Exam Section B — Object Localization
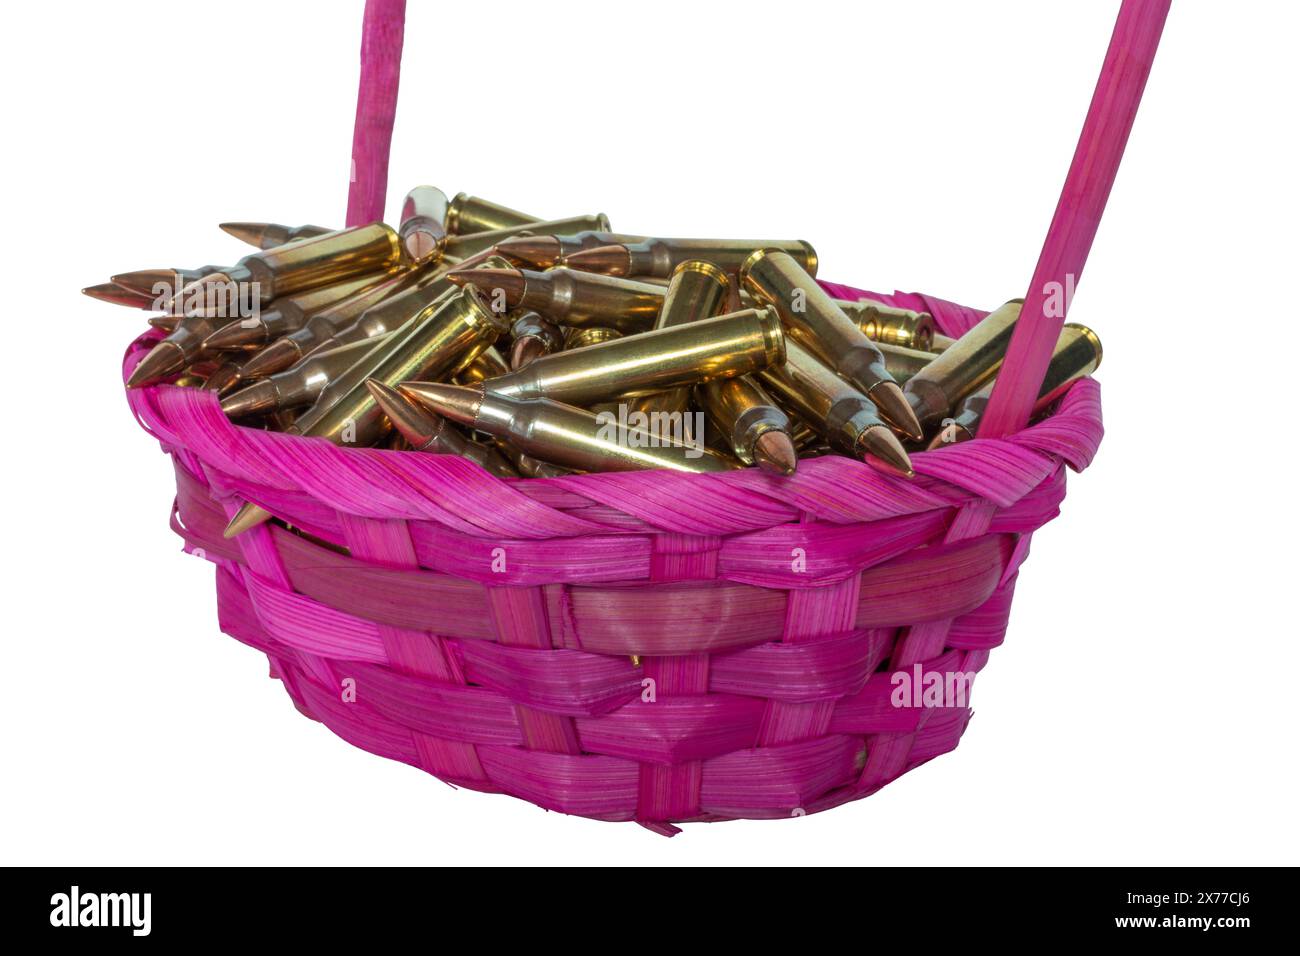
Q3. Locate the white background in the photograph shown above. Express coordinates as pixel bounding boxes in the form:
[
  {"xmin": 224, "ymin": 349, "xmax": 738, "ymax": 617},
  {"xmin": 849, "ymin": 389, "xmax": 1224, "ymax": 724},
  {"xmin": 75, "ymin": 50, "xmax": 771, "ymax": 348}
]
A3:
[{"xmin": 3, "ymin": 0, "xmax": 1297, "ymax": 865}]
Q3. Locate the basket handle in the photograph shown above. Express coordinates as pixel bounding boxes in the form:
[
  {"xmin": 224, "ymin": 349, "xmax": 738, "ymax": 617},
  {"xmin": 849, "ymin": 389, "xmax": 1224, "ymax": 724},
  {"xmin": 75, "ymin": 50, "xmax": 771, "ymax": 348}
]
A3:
[
  {"xmin": 345, "ymin": 0, "xmax": 406, "ymax": 228},
  {"xmin": 344, "ymin": 0, "xmax": 1171, "ymax": 438},
  {"xmin": 978, "ymin": 0, "xmax": 1171, "ymax": 437}
]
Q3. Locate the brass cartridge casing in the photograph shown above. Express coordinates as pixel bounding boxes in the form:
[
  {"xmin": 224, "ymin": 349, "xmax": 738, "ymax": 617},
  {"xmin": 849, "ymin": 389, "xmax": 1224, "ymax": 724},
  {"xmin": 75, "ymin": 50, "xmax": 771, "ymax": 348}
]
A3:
[
  {"xmin": 742, "ymin": 248, "xmax": 920, "ymax": 439},
  {"xmin": 220, "ymin": 222, "xmax": 332, "ymax": 249},
  {"xmin": 459, "ymin": 267, "xmax": 665, "ymax": 334},
  {"xmin": 305, "ymin": 255, "xmax": 509, "ymax": 359},
  {"xmin": 289, "ymin": 285, "xmax": 507, "ymax": 448},
  {"xmin": 567, "ymin": 237, "xmax": 818, "ymax": 279},
  {"xmin": 204, "ymin": 223, "xmax": 403, "ymax": 304},
  {"xmin": 205, "ymin": 272, "xmax": 386, "ymax": 349},
  {"xmin": 364, "ymin": 380, "xmax": 519, "ymax": 478},
  {"xmin": 878, "ymin": 341, "xmax": 940, "ymax": 385},
  {"xmin": 237, "ymin": 264, "xmax": 439, "ymax": 379},
  {"xmin": 758, "ymin": 339, "xmax": 913, "ymax": 477},
  {"xmin": 833, "ymin": 298, "xmax": 936, "ymax": 352},
  {"xmin": 631, "ymin": 260, "xmax": 734, "ymax": 427},
  {"xmin": 696, "ymin": 375, "xmax": 795, "ymax": 472},
  {"xmin": 455, "ymin": 345, "xmax": 510, "ymax": 386},
  {"xmin": 903, "ymin": 298, "xmax": 1024, "ymax": 430},
  {"xmin": 496, "ymin": 231, "xmax": 647, "ymax": 269},
  {"xmin": 443, "ymin": 214, "xmax": 612, "ymax": 260},
  {"xmin": 931, "ymin": 322, "xmax": 1102, "ymax": 446},
  {"xmin": 444, "ymin": 193, "xmax": 543, "ymax": 235},
  {"xmin": 221, "ymin": 332, "xmax": 397, "ymax": 419},
  {"xmin": 399, "ymin": 186, "xmax": 450, "ymax": 262},
  {"xmin": 564, "ymin": 327, "xmax": 623, "ymax": 349},
  {"xmin": 479, "ymin": 306, "xmax": 785, "ymax": 406},
  {"xmin": 400, "ymin": 385, "xmax": 739, "ymax": 475}
]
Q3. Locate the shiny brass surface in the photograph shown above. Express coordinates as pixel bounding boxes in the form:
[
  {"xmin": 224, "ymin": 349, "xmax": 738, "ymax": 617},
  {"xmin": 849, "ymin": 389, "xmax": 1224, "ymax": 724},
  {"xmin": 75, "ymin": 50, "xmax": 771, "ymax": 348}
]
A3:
[
  {"xmin": 496, "ymin": 231, "xmax": 646, "ymax": 269},
  {"xmin": 930, "ymin": 322, "xmax": 1102, "ymax": 447},
  {"xmin": 400, "ymin": 384, "xmax": 738, "ymax": 474},
  {"xmin": 221, "ymin": 332, "xmax": 397, "ymax": 419},
  {"xmin": 456, "ymin": 267, "xmax": 665, "ymax": 334},
  {"xmin": 219, "ymin": 222, "xmax": 332, "ymax": 249},
  {"xmin": 204, "ymin": 272, "xmax": 386, "ymax": 349},
  {"xmin": 443, "ymin": 214, "xmax": 612, "ymax": 260},
  {"xmin": 878, "ymin": 341, "xmax": 939, "ymax": 385},
  {"xmin": 903, "ymin": 298, "xmax": 1023, "ymax": 429},
  {"xmin": 833, "ymin": 298, "xmax": 935, "ymax": 351},
  {"xmin": 238, "ymin": 265, "xmax": 438, "ymax": 378},
  {"xmin": 564, "ymin": 327, "xmax": 623, "ymax": 349},
  {"xmin": 567, "ymin": 237, "xmax": 817, "ymax": 279},
  {"xmin": 399, "ymin": 186, "xmax": 450, "ymax": 262},
  {"xmin": 479, "ymin": 305, "xmax": 785, "ymax": 406},
  {"xmin": 696, "ymin": 375, "xmax": 795, "ymax": 473},
  {"xmin": 179, "ymin": 222, "xmax": 403, "ymax": 306},
  {"xmin": 758, "ymin": 339, "xmax": 912, "ymax": 477},
  {"xmin": 455, "ymin": 345, "xmax": 510, "ymax": 386},
  {"xmin": 444, "ymin": 193, "xmax": 542, "ymax": 235},
  {"xmin": 301, "ymin": 255, "xmax": 507, "ymax": 361},
  {"xmin": 287, "ymin": 285, "xmax": 506, "ymax": 450},
  {"xmin": 365, "ymin": 380, "xmax": 519, "ymax": 477},
  {"xmin": 656, "ymin": 260, "xmax": 732, "ymax": 330}
]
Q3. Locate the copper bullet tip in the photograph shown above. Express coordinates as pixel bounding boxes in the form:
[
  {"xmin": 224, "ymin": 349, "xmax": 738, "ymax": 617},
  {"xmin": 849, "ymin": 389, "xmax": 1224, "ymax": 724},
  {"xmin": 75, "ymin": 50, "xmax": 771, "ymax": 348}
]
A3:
[
  {"xmin": 82, "ymin": 282, "xmax": 152, "ymax": 309},
  {"xmin": 220, "ymin": 380, "xmax": 277, "ymax": 418},
  {"xmin": 868, "ymin": 380, "xmax": 925, "ymax": 442},
  {"xmin": 494, "ymin": 235, "xmax": 561, "ymax": 268},
  {"xmin": 563, "ymin": 244, "xmax": 631, "ymax": 276},
  {"xmin": 126, "ymin": 340, "xmax": 186, "ymax": 388},
  {"xmin": 509, "ymin": 337, "xmax": 547, "ymax": 371},
  {"xmin": 148, "ymin": 315, "xmax": 180, "ymax": 332},
  {"xmin": 398, "ymin": 382, "xmax": 484, "ymax": 428},
  {"xmin": 219, "ymin": 222, "xmax": 270, "ymax": 247},
  {"xmin": 447, "ymin": 267, "xmax": 525, "ymax": 306},
  {"xmin": 223, "ymin": 502, "xmax": 272, "ymax": 538},
  {"xmin": 239, "ymin": 338, "xmax": 302, "ymax": 379},
  {"xmin": 112, "ymin": 269, "xmax": 181, "ymax": 297},
  {"xmin": 366, "ymin": 380, "xmax": 435, "ymax": 448},
  {"xmin": 204, "ymin": 320, "xmax": 266, "ymax": 350},
  {"xmin": 860, "ymin": 425, "xmax": 915, "ymax": 479},
  {"xmin": 753, "ymin": 430, "xmax": 799, "ymax": 477}
]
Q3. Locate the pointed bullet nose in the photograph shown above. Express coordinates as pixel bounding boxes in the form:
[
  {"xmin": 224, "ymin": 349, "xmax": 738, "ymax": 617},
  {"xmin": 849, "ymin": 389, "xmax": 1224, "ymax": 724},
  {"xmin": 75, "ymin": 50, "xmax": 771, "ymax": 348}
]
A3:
[
  {"xmin": 239, "ymin": 339, "xmax": 301, "ymax": 379},
  {"xmin": 367, "ymin": 379, "xmax": 436, "ymax": 448},
  {"xmin": 563, "ymin": 244, "xmax": 631, "ymax": 276},
  {"xmin": 219, "ymin": 222, "xmax": 272, "ymax": 247},
  {"xmin": 203, "ymin": 363, "xmax": 243, "ymax": 396},
  {"xmin": 447, "ymin": 267, "xmax": 526, "ymax": 307},
  {"xmin": 223, "ymin": 502, "xmax": 272, "ymax": 538},
  {"xmin": 126, "ymin": 340, "xmax": 186, "ymax": 388},
  {"xmin": 860, "ymin": 425, "xmax": 915, "ymax": 479},
  {"xmin": 112, "ymin": 269, "xmax": 182, "ymax": 297},
  {"xmin": 220, "ymin": 380, "xmax": 276, "ymax": 418},
  {"xmin": 204, "ymin": 320, "xmax": 266, "ymax": 350},
  {"xmin": 753, "ymin": 430, "xmax": 798, "ymax": 476},
  {"xmin": 398, "ymin": 382, "xmax": 484, "ymax": 427},
  {"xmin": 148, "ymin": 315, "xmax": 180, "ymax": 332},
  {"xmin": 82, "ymin": 282, "xmax": 153, "ymax": 309},
  {"xmin": 868, "ymin": 380, "xmax": 925, "ymax": 442},
  {"xmin": 494, "ymin": 235, "xmax": 561, "ymax": 268}
]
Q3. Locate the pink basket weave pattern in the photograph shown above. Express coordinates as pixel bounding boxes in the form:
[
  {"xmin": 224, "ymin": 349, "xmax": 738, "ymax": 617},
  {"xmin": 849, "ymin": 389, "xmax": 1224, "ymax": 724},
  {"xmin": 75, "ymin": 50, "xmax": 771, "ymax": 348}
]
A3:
[
  {"xmin": 125, "ymin": 286, "xmax": 1101, "ymax": 832},
  {"xmin": 118, "ymin": 0, "xmax": 1169, "ymax": 832}
]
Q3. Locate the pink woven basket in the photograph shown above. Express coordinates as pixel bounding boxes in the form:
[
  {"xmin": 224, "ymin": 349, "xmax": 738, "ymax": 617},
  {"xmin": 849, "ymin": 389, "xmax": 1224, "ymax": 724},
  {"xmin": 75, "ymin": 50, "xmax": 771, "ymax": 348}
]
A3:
[{"xmin": 122, "ymin": 0, "xmax": 1168, "ymax": 834}]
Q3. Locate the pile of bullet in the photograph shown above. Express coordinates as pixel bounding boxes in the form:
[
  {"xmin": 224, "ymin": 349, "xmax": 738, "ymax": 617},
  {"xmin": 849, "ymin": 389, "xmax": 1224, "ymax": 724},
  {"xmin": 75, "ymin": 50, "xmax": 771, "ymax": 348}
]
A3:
[{"xmin": 87, "ymin": 187, "xmax": 1102, "ymax": 538}]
